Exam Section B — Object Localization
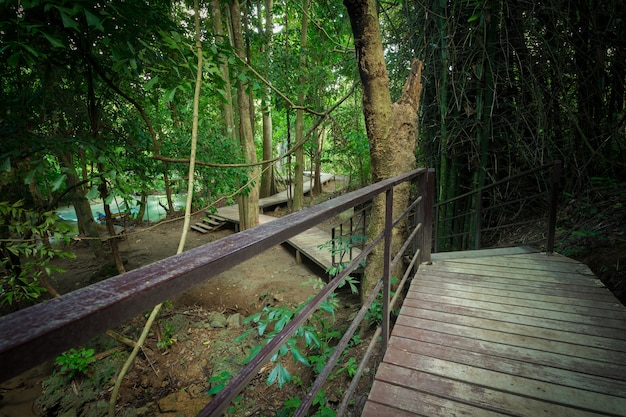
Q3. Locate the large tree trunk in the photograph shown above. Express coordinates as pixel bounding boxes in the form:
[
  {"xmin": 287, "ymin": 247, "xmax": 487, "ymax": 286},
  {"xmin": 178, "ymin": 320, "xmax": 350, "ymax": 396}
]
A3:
[
  {"xmin": 344, "ymin": 0, "xmax": 423, "ymax": 305},
  {"xmin": 229, "ymin": 0, "xmax": 259, "ymax": 230}
]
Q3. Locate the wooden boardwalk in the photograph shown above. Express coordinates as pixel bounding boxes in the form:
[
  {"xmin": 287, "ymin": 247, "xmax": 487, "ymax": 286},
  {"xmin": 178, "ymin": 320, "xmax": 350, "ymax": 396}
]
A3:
[
  {"xmin": 362, "ymin": 247, "xmax": 626, "ymax": 417},
  {"xmin": 211, "ymin": 174, "xmax": 346, "ymax": 272}
]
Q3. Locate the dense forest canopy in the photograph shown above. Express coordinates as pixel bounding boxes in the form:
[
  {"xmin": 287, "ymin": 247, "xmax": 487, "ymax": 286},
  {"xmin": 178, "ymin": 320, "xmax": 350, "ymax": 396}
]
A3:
[{"xmin": 1, "ymin": 0, "xmax": 625, "ymax": 304}]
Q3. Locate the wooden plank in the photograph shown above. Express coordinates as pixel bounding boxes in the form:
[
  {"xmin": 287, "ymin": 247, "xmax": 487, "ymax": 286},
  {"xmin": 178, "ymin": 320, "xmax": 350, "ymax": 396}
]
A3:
[
  {"xmin": 194, "ymin": 222, "xmax": 212, "ymax": 231},
  {"xmin": 363, "ymin": 381, "xmax": 509, "ymax": 417},
  {"xmin": 415, "ymin": 274, "xmax": 621, "ymax": 307},
  {"xmin": 395, "ymin": 314, "xmax": 626, "ymax": 364},
  {"xmin": 190, "ymin": 225, "xmax": 207, "ymax": 234},
  {"xmin": 391, "ymin": 323, "xmax": 626, "ymax": 380},
  {"xmin": 365, "ymin": 250, "xmax": 626, "ymax": 417},
  {"xmin": 381, "ymin": 348, "xmax": 626, "ymax": 415},
  {"xmin": 387, "ymin": 338, "xmax": 626, "ymax": 396},
  {"xmin": 405, "ymin": 290, "xmax": 626, "ymax": 328},
  {"xmin": 418, "ymin": 269, "xmax": 609, "ymax": 293},
  {"xmin": 399, "ymin": 304, "xmax": 626, "ymax": 351},
  {"xmin": 431, "ymin": 246, "xmax": 539, "ymax": 260},
  {"xmin": 423, "ymin": 262, "xmax": 600, "ymax": 282},
  {"xmin": 441, "ymin": 255, "xmax": 596, "ymax": 275},
  {"xmin": 374, "ymin": 362, "xmax": 604, "ymax": 417}
]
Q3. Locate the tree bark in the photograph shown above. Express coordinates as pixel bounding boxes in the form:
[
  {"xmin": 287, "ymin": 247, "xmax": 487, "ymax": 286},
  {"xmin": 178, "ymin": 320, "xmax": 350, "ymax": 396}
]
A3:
[
  {"xmin": 259, "ymin": 0, "xmax": 276, "ymax": 198},
  {"xmin": 344, "ymin": 0, "xmax": 423, "ymax": 305},
  {"xmin": 230, "ymin": 0, "xmax": 259, "ymax": 230},
  {"xmin": 293, "ymin": 0, "xmax": 309, "ymax": 211},
  {"xmin": 211, "ymin": 0, "xmax": 236, "ymax": 141}
]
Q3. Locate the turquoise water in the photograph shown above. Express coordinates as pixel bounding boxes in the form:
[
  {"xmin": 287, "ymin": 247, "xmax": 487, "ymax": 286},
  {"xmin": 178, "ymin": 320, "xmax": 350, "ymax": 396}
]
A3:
[{"xmin": 55, "ymin": 194, "xmax": 186, "ymax": 229}]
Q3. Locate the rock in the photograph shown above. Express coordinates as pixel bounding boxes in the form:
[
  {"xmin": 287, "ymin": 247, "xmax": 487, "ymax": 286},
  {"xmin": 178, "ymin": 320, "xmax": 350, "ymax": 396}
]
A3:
[
  {"xmin": 226, "ymin": 313, "xmax": 242, "ymax": 328},
  {"xmin": 207, "ymin": 311, "xmax": 227, "ymax": 328}
]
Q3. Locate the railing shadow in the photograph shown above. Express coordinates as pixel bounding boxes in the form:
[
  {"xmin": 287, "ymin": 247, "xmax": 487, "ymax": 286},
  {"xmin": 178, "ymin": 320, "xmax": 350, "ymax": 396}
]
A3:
[{"xmin": 0, "ymin": 167, "xmax": 435, "ymax": 417}]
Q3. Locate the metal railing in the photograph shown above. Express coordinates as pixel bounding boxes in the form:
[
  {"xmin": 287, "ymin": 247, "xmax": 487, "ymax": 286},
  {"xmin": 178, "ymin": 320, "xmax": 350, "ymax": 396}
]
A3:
[
  {"xmin": 0, "ymin": 167, "xmax": 435, "ymax": 417},
  {"xmin": 434, "ymin": 160, "xmax": 562, "ymax": 253}
]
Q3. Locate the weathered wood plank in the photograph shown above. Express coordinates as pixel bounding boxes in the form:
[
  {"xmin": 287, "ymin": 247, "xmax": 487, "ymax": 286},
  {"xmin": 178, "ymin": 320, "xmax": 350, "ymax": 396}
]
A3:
[
  {"xmin": 395, "ymin": 314, "xmax": 626, "ymax": 363},
  {"xmin": 399, "ymin": 305, "xmax": 626, "ymax": 351},
  {"xmin": 414, "ymin": 275, "xmax": 621, "ymax": 307},
  {"xmin": 405, "ymin": 290, "xmax": 626, "ymax": 328},
  {"xmin": 363, "ymin": 381, "xmax": 509, "ymax": 417},
  {"xmin": 431, "ymin": 246, "xmax": 539, "ymax": 260},
  {"xmin": 364, "ymin": 249, "xmax": 626, "ymax": 417},
  {"xmin": 391, "ymin": 323, "xmax": 626, "ymax": 380},
  {"xmin": 381, "ymin": 347, "xmax": 626, "ymax": 415},
  {"xmin": 387, "ymin": 338, "xmax": 626, "ymax": 396},
  {"xmin": 417, "ymin": 269, "xmax": 610, "ymax": 293},
  {"xmin": 441, "ymin": 255, "xmax": 595, "ymax": 274},
  {"xmin": 374, "ymin": 362, "xmax": 604, "ymax": 417}
]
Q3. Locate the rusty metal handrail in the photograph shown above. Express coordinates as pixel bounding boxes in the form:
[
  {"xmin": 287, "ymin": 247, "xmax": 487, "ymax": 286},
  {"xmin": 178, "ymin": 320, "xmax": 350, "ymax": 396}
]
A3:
[{"xmin": 0, "ymin": 167, "xmax": 434, "ymax": 417}]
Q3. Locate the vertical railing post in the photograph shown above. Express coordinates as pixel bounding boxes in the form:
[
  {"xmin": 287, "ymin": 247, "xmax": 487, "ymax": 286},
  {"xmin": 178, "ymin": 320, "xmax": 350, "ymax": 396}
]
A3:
[
  {"xmin": 381, "ymin": 187, "xmax": 394, "ymax": 350},
  {"xmin": 474, "ymin": 189, "xmax": 483, "ymax": 250},
  {"xmin": 422, "ymin": 169, "xmax": 435, "ymax": 264},
  {"xmin": 546, "ymin": 160, "xmax": 562, "ymax": 255},
  {"xmin": 434, "ymin": 204, "xmax": 440, "ymax": 253},
  {"xmin": 331, "ymin": 227, "xmax": 336, "ymax": 267}
]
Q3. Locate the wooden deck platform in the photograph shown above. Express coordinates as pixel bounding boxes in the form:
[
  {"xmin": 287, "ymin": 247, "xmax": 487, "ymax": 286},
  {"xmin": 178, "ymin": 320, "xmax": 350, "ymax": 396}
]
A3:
[{"xmin": 363, "ymin": 247, "xmax": 626, "ymax": 417}]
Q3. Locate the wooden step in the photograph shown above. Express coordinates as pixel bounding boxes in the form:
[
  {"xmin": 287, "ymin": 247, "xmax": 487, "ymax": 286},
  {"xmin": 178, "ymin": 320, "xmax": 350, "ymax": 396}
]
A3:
[
  {"xmin": 190, "ymin": 224, "xmax": 208, "ymax": 234},
  {"xmin": 203, "ymin": 217, "xmax": 224, "ymax": 227}
]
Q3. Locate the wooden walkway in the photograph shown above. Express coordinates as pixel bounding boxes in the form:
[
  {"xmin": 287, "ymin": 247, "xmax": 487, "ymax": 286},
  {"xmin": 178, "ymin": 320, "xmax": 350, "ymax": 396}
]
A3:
[
  {"xmin": 211, "ymin": 174, "xmax": 347, "ymax": 272},
  {"xmin": 363, "ymin": 247, "xmax": 626, "ymax": 417}
]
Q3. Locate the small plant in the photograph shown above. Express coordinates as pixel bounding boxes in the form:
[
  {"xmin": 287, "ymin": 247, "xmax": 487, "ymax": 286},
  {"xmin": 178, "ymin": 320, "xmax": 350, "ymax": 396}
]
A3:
[
  {"xmin": 54, "ymin": 347, "xmax": 96, "ymax": 379},
  {"xmin": 157, "ymin": 321, "xmax": 177, "ymax": 349},
  {"xmin": 208, "ymin": 371, "xmax": 232, "ymax": 396},
  {"xmin": 365, "ymin": 277, "xmax": 399, "ymax": 327}
]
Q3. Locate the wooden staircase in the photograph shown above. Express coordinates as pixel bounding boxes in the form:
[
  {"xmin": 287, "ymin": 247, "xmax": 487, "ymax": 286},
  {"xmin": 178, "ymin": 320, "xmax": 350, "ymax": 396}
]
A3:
[{"xmin": 190, "ymin": 214, "xmax": 226, "ymax": 234}]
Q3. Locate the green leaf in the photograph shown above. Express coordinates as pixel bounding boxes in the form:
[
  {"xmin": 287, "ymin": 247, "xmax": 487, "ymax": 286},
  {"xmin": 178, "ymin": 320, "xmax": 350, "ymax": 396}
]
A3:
[
  {"xmin": 51, "ymin": 174, "xmax": 67, "ymax": 192},
  {"xmin": 145, "ymin": 75, "xmax": 159, "ymax": 91},
  {"xmin": 85, "ymin": 185, "xmax": 99, "ymax": 200},
  {"xmin": 59, "ymin": 11, "xmax": 79, "ymax": 30},
  {"xmin": 267, "ymin": 363, "xmax": 290, "ymax": 388},
  {"xmin": 0, "ymin": 157, "xmax": 10, "ymax": 173},
  {"xmin": 42, "ymin": 32, "xmax": 64, "ymax": 48},
  {"xmin": 84, "ymin": 10, "xmax": 104, "ymax": 31},
  {"xmin": 289, "ymin": 346, "xmax": 310, "ymax": 366},
  {"xmin": 468, "ymin": 13, "xmax": 480, "ymax": 22}
]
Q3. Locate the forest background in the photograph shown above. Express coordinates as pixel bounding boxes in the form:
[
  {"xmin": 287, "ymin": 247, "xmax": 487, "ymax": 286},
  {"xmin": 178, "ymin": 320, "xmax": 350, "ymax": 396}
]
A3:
[{"xmin": 1, "ymin": 0, "xmax": 625, "ymax": 305}]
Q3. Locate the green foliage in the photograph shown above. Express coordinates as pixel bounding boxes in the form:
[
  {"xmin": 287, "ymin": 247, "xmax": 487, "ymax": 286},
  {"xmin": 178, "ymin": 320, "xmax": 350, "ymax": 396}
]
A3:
[
  {"xmin": 0, "ymin": 201, "xmax": 75, "ymax": 305},
  {"xmin": 365, "ymin": 277, "xmax": 399, "ymax": 328},
  {"xmin": 156, "ymin": 321, "xmax": 177, "ymax": 349},
  {"xmin": 54, "ymin": 348, "xmax": 96, "ymax": 380},
  {"xmin": 207, "ymin": 371, "xmax": 232, "ymax": 396},
  {"xmin": 237, "ymin": 292, "xmax": 340, "ymax": 389}
]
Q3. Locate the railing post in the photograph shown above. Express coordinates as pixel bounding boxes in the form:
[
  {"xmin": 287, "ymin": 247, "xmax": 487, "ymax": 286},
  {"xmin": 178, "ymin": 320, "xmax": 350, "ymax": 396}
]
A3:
[
  {"xmin": 546, "ymin": 160, "xmax": 562, "ymax": 255},
  {"xmin": 422, "ymin": 169, "xmax": 435, "ymax": 264},
  {"xmin": 474, "ymin": 189, "xmax": 482, "ymax": 250},
  {"xmin": 382, "ymin": 187, "xmax": 393, "ymax": 350}
]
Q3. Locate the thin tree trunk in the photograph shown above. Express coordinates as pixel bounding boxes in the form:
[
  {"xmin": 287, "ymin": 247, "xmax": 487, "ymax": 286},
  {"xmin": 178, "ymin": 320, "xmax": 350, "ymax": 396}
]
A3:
[
  {"xmin": 293, "ymin": 0, "xmax": 309, "ymax": 211},
  {"xmin": 259, "ymin": 0, "xmax": 276, "ymax": 198},
  {"xmin": 108, "ymin": 2, "xmax": 204, "ymax": 414},
  {"xmin": 59, "ymin": 152, "xmax": 104, "ymax": 260},
  {"xmin": 211, "ymin": 0, "xmax": 236, "ymax": 140},
  {"xmin": 230, "ymin": 0, "xmax": 259, "ymax": 229}
]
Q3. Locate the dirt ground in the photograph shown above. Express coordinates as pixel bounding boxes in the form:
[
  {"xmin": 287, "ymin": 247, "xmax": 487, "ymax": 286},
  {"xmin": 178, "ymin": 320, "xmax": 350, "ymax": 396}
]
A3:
[{"xmin": 0, "ymin": 179, "xmax": 374, "ymax": 417}]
